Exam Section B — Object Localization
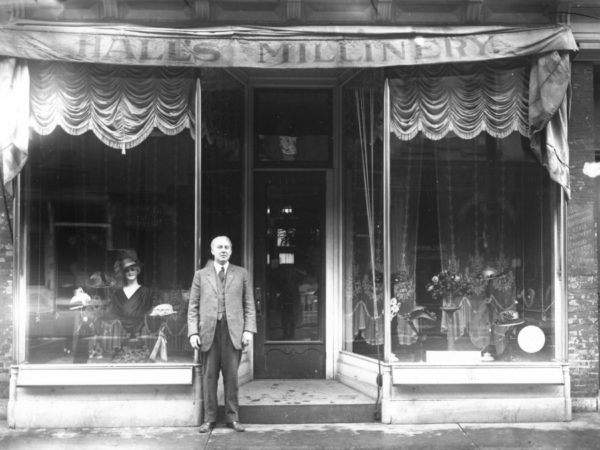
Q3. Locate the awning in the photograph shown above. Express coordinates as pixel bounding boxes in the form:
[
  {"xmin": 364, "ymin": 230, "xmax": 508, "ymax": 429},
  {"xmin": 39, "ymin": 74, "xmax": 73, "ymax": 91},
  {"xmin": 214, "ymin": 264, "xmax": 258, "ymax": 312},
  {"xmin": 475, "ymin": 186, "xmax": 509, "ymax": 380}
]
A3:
[{"xmin": 0, "ymin": 22, "xmax": 577, "ymax": 68}]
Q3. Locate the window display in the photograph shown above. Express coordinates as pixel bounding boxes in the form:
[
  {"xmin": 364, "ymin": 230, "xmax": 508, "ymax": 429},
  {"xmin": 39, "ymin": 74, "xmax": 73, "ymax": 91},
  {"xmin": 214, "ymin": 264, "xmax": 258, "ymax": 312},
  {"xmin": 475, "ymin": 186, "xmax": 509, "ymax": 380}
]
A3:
[
  {"xmin": 22, "ymin": 69, "xmax": 245, "ymax": 365},
  {"xmin": 19, "ymin": 70, "xmax": 244, "ymax": 364},
  {"xmin": 23, "ymin": 130, "xmax": 195, "ymax": 364},
  {"xmin": 342, "ymin": 81, "xmax": 557, "ymax": 363},
  {"xmin": 389, "ymin": 133, "xmax": 555, "ymax": 362}
]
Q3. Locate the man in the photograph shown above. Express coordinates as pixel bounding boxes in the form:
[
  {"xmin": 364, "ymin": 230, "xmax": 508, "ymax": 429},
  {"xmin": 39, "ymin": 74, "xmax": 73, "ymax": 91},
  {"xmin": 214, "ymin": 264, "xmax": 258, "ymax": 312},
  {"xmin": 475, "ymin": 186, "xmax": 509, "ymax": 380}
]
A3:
[{"xmin": 188, "ymin": 236, "xmax": 256, "ymax": 433}]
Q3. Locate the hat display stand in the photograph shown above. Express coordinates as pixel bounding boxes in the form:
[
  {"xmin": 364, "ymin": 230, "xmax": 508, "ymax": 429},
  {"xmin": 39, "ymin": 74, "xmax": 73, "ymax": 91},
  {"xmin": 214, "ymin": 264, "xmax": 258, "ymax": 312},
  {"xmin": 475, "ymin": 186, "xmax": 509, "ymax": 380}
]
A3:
[
  {"xmin": 149, "ymin": 304, "xmax": 176, "ymax": 362},
  {"xmin": 441, "ymin": 297, "xmax": 463, "ymax": 351},
  {"xmin": 481, "ymin": 268, "xmax": 524, "ymax": 362},
  {"xmin": 70, "ymin": 272, "xmax": 117, "ymax": 363}
]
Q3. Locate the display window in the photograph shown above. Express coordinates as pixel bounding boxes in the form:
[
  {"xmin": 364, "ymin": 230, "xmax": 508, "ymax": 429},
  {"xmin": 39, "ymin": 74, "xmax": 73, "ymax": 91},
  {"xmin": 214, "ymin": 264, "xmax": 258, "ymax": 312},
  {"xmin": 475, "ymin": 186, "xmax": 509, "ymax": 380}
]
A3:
[
  {"xmin": 22, "ymin": 130, "xmax": 195, "ymax": 364},
  {"xmin": 20, "ymin": 69, "xmax": 245, "ymax": 365},
  {"xmin": 342, "ymin": 69, "xmax": 562, "ymax": 364}
]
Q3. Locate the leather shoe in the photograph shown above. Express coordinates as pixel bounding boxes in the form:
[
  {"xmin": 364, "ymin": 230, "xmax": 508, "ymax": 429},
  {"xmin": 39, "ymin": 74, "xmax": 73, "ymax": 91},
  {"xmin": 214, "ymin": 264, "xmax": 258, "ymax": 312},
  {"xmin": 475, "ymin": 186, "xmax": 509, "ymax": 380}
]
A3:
[
  {"xmin": 227, "ymin": 421, "xmax": 245, "ymax": 432},
  {"xmin": 198, "ymin": 422, "xmax": 216, "ymax": 434}
]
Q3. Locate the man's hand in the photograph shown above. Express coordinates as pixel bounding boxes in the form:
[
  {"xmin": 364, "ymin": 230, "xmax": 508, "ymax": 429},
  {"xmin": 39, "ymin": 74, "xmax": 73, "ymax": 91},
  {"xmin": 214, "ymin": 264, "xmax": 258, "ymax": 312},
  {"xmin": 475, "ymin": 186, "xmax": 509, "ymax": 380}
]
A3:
[
  {"xmin": 242, "ymin": 331, "xmax": 253, "ymax": 350},
  {"xmin": 189, "ymin": 334, "xmax": 201, "ymax": 350}
]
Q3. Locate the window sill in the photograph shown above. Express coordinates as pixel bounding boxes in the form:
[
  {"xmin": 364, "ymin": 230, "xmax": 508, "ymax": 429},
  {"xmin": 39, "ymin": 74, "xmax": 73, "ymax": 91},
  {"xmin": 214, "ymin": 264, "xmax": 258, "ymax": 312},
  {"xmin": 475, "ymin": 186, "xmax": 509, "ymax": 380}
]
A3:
[
  {"xmin": 391, "ymin": 362, "xmax": 568, "ymax": 385},
  {"xmin": 14, "ymin": 363, "xmax": 197, "ymax": 386}
]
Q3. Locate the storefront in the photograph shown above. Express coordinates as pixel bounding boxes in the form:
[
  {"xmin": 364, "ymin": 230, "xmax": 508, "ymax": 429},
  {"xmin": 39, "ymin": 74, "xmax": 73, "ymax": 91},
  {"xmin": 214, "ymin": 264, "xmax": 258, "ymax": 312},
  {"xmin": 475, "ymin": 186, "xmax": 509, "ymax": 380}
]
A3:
[{"xmin": 0, "ymin": 20, "xmax": 580, "ymax": 426}]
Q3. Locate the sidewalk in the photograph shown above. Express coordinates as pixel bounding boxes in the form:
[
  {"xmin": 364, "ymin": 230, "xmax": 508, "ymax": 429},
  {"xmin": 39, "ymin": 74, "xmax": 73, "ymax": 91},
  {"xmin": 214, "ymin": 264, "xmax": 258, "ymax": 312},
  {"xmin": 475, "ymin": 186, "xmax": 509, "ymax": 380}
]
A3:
[{"xmin": 1, "ymin": 413, "xmax": 599, "ymax": 449}]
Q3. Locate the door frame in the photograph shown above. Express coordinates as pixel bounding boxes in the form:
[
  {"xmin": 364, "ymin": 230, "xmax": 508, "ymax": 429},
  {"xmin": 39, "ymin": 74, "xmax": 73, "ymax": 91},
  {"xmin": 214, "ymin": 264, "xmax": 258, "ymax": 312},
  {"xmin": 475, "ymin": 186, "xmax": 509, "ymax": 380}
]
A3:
[{"xmin": 238, "ymin": 70, "xmax": 343, "ymax": 380}]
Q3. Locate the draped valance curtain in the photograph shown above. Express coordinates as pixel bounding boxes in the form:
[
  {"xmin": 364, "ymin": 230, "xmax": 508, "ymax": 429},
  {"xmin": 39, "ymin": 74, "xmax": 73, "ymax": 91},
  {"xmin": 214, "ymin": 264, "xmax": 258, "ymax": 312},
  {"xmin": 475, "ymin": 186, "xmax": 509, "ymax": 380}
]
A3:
[
  {"xmin": 0, "ymin": 59, "xmax": 198, "ymax": 185},
  {"xmin": 389, "ymin": 61, "xmax": 529, "ymax": 141},
  {"xmin": 388, "ymin": 50, "xmax": 572, "ymax": 197},
  {"xmin": 29, "ymin": 61, "xmax": 196, "ymax": 152}
]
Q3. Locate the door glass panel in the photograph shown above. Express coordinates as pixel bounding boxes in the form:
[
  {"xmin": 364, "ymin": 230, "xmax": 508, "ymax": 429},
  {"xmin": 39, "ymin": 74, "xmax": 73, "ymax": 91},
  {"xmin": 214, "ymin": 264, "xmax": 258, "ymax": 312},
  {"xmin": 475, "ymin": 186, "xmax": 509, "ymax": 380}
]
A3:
[
  {"xmin": 254, "ymin": 88, "xmax": 332, "ymax": 167},
  {"xmin": 262, "ymin": 174, "xmax": 324, "ymax": 342}
]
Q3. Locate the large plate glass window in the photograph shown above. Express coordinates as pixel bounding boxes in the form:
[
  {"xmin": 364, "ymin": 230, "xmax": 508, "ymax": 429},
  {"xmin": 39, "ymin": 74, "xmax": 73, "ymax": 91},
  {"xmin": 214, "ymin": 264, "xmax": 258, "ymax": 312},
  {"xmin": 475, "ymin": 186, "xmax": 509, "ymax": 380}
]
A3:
[
  {"xmin": 341, "ymin": 67, "xmax": 559, "ymax": 363},
  {"xmin": 20, "ymin": 68, "xmax": 245, "ymax": 365},
  {"xmin": 22, "ymin": 130, "xmax": 195, "ymax": 364}
]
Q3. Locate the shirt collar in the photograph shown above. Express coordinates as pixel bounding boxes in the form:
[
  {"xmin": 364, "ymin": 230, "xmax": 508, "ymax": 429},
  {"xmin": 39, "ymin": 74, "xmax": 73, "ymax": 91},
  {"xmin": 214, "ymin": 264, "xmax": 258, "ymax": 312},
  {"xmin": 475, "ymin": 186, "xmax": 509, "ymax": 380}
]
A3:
[{"xmin": 214, "ymin": 261, "xmax": 229, "ymax": 273}]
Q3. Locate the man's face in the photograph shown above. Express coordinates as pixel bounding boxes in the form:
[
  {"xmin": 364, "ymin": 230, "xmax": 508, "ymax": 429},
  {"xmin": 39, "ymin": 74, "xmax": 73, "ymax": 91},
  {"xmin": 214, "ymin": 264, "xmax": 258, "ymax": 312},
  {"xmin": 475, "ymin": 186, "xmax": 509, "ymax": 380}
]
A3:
[{"xmin": 211, "ymin": 237, "xmax": 232, "ymax": 265}]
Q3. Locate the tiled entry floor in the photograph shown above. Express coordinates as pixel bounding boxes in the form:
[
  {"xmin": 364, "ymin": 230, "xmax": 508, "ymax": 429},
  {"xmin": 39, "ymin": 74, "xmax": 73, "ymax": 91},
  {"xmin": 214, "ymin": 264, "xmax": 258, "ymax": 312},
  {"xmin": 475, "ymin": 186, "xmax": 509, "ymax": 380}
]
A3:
[{"xmin": 233, "ymin": 380, "xmax": 378, "ymax": 423}]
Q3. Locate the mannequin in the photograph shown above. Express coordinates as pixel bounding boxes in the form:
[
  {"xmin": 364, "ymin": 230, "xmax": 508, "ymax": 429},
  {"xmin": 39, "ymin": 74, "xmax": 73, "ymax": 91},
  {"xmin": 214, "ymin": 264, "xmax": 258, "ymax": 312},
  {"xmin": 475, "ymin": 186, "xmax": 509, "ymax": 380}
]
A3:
[{"xmin": 109, "ymin": 257, "xmax": 156, "ymax": 338}]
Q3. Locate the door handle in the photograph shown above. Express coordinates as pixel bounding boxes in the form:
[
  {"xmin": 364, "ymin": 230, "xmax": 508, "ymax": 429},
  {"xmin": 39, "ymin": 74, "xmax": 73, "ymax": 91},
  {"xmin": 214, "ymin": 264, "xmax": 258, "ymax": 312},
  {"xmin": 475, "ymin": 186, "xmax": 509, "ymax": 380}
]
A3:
[{"xmin": 254, "ymin": 287, "xmax": 262, "ymax": 315}]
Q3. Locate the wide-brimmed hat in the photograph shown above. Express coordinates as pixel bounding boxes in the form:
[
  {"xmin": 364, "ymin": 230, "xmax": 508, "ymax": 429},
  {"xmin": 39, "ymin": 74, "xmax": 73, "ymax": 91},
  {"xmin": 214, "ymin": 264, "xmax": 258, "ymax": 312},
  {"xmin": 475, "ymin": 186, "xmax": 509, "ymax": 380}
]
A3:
[
  {"xmin": 149, "ymin": 303, "xmax": 176, "ymax": 317},
  {"xmin": 121, "ymin": 257, "xmax": 142, "ymax": 272},
  {"xmin": 69, "ymin": 288, "xmax": 92, "ymax": 310}
]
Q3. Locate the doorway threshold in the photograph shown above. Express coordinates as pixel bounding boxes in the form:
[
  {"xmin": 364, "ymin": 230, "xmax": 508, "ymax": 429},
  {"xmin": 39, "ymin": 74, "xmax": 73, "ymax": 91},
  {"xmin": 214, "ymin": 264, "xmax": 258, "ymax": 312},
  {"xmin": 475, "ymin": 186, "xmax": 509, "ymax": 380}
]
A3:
[{"xmin": 233, "ymin": 379, "xmax": 378, "ymax": 424}]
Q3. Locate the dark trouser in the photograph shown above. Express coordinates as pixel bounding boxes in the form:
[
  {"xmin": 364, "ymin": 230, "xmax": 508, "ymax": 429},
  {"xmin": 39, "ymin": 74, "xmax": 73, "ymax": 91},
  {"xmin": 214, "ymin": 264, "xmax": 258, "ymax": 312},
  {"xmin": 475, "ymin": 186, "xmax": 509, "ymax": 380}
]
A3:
[{"xmin": 201, "ymin": 319, "xmax": 241, "ymax": 423}]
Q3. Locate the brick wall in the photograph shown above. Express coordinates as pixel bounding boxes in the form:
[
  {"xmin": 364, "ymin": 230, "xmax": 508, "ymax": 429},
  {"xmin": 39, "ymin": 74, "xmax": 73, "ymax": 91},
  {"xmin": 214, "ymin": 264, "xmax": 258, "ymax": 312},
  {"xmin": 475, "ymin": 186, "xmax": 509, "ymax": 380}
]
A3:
[
  {"xmin": 567, "ymin": 62, "xmax": 599, "ymax": 404},
  {"xmin": 0, "ymin": 190, "xmax": 13, "ymax": 404}
]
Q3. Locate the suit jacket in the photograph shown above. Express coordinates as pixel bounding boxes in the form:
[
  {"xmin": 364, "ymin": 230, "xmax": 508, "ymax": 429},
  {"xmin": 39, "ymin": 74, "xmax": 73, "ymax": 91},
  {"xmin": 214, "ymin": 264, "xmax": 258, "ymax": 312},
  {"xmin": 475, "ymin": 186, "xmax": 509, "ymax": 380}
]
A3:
[{"xmin": 187, "ymin": 262, "xmax": 257, "ymax": 352}]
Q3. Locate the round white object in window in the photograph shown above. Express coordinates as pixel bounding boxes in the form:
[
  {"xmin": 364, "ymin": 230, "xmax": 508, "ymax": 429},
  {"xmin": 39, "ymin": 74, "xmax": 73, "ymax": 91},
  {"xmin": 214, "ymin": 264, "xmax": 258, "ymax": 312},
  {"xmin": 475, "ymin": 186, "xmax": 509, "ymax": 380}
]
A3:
[{"xmin": 517, "ymin": 325, "xmax": 545, "ymax": 353}]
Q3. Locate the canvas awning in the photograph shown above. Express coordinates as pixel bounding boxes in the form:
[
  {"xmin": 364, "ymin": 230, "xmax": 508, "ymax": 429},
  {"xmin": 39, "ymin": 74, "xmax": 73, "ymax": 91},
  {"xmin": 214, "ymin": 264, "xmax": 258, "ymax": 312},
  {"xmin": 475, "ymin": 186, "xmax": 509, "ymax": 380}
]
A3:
[
  {"xmin": 0, "ymin": 22, "xmax": 577, "ymax": 68},
  {"xmin": 0, "ymin": 22, "xmax": 578, "ymax": 195}
]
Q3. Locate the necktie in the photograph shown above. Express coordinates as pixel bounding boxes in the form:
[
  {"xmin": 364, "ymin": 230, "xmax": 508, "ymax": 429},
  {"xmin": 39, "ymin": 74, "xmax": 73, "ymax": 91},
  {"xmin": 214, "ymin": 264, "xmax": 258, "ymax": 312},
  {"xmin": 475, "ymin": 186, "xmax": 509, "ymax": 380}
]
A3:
[{"xmin": 219, "ymin": 266, "xmax": 225, "ymax": 285}]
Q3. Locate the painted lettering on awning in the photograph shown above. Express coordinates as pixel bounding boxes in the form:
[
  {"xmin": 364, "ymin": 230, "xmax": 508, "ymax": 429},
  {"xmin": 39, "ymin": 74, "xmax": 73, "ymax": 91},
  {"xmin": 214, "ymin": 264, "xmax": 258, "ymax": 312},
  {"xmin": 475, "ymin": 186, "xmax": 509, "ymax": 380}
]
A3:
[{"xmin": 0, "ymin": 24, "xmax": 577, "ymax": 68}]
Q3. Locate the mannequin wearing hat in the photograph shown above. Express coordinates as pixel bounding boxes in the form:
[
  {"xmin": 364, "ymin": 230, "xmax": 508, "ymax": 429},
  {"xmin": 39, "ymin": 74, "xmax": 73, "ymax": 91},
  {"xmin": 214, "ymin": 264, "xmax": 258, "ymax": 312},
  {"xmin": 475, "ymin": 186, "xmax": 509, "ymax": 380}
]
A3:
[{"xmin": 108, "ymin": 257, "xmax": 156, "ymax": 338}]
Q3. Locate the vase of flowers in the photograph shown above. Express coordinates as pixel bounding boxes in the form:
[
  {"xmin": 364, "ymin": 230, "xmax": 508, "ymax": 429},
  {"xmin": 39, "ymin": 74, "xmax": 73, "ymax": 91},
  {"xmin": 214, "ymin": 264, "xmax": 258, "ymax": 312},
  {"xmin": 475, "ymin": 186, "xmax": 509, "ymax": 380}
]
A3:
[
  {"xmin": 426, "ymin": 269, "xmax": 473, "ymax": 307},
  {"xmin": 426, "ymin": 269, "xmax": 473, "ymax": 351}
]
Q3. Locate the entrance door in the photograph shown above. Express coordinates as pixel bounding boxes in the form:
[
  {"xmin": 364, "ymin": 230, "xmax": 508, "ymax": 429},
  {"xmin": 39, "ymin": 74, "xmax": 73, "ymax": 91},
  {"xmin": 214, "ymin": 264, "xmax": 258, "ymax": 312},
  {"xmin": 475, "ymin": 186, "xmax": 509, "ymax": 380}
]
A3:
[{"xmin": 253, "ymin": 171, "xmax": 326, "ymax": 378}]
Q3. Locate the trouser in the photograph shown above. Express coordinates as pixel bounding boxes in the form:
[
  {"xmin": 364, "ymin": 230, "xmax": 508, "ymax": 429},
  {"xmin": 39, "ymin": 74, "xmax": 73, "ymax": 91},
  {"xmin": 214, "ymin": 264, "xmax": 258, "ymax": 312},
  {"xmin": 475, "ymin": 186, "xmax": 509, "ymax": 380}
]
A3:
[{"xmin": 201, "ymin": 318, "xmax": 241, "ymax": 422}]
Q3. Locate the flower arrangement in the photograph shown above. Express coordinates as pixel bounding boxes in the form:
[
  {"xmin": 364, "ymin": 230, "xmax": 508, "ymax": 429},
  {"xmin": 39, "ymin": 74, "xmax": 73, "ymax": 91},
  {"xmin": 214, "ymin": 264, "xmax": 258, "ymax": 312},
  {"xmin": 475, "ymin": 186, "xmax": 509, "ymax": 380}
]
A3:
[{"xmin": 425, "ymin": 269, "xmax": 474, "ymax": 301}]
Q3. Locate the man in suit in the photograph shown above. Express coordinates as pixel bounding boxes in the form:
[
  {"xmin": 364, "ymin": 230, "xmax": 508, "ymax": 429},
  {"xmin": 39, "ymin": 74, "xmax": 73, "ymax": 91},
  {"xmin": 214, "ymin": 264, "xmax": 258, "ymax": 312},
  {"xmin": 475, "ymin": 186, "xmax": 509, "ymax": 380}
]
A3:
[{"xmin": 188, "ymin": 236, "xmax": 256, "ymax": 433}]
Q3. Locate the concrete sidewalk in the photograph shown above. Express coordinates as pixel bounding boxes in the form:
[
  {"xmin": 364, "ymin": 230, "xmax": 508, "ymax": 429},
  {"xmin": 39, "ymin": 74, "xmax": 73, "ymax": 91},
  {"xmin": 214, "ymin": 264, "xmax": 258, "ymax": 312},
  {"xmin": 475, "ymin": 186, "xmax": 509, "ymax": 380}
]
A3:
[{"xmin": 1, "ymin": 413, "xmax": 599, "ymax": 449}]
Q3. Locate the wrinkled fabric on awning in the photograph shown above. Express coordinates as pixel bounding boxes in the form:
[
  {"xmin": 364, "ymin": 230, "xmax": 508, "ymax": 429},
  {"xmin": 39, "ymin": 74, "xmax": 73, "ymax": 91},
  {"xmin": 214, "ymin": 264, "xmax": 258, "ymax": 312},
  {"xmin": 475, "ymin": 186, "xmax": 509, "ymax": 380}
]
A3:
[
  {"xmin": 0, "ymin": 58, "xmax": 29, "ymax": 186},
  {"xmin": 529, "ymin": 51, "xmax": 572, "ymax": 197},
  {"xmin": 0, "ymin": 22, "xmax": 577, "ymax": 68}
]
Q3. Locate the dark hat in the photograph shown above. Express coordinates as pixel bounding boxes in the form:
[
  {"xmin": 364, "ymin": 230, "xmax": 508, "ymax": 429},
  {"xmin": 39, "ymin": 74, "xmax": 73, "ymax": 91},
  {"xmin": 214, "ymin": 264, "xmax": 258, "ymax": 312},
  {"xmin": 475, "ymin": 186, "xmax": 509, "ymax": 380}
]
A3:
[{"xmin": 121, "ymin": 257, "xmax": 141, "ymax": 272}]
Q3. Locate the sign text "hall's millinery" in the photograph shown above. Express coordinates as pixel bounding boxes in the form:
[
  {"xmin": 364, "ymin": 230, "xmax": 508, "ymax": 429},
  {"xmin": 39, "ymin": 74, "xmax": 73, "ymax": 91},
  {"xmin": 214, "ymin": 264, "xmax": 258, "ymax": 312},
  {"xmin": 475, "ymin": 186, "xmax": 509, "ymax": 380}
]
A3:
[
  {"xmin": 72, "ymin": 35, "xmax": 510, "ymax": 67},
  {"xmin": 0, "ymin": 25, "xmax": 576, "ymax": 68}
]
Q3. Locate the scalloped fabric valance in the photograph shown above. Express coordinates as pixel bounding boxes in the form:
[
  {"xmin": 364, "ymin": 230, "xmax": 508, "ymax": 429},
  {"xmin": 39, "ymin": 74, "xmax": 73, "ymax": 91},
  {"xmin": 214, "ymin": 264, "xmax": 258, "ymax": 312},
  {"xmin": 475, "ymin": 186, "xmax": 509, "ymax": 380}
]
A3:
[
  {"xmin": 29, "ymin": 61, "xmax": 195, "ymax": 153},
  {"xmin": 388, "ymin": 51, "xmax": 572, "ymax": 197},
  {"xmin": 389, "ymin": 60, "xmax": 529, "ymax": 142}
]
